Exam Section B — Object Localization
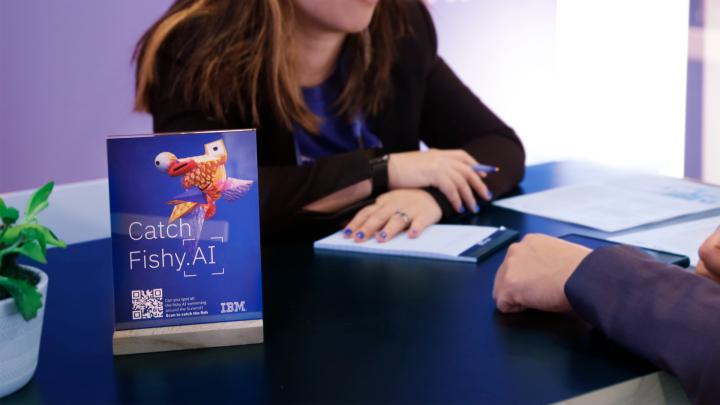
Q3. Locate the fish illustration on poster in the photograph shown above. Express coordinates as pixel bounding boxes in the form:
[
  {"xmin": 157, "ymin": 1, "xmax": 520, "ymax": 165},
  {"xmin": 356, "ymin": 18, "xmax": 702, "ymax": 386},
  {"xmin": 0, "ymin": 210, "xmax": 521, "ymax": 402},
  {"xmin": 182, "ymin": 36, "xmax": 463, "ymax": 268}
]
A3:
[
  {"xmin": 106, "ymin": 130, "xmax": 262, "ymax": 341},
  {"xmin": 153, "ymin": 138, "xmax": 253, "ymax": 251}
]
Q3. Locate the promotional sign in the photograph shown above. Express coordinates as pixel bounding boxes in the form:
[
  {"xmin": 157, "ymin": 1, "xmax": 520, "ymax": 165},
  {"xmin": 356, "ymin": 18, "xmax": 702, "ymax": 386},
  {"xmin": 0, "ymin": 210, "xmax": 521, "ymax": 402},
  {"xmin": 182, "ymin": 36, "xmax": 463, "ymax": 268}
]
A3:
[{"xmin": 107, "ymin": 130, "xmax": 262, "ymax": 333}]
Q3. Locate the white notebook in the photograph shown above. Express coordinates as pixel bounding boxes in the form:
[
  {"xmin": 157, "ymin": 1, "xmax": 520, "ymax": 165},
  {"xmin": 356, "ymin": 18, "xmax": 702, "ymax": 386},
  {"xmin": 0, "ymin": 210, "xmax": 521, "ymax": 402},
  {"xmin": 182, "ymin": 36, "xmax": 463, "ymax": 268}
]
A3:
[{"xmin": 313, "ymin": 224, "xmax": 518, "ymax": 263}]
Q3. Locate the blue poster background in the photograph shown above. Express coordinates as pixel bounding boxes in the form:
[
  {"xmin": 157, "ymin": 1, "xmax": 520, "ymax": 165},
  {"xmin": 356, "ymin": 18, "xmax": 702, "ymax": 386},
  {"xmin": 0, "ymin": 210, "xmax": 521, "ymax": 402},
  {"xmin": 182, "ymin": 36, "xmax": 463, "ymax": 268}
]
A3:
[{"xmin": 107, "ymin": 130, "xmax": 262, "ymax": 330}]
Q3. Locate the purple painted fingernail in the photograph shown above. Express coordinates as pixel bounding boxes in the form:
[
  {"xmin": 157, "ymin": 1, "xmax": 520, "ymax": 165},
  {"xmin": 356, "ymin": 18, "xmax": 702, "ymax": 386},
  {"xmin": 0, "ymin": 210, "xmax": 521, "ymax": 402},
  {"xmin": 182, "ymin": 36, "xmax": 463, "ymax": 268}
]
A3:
[
  {"xmin": 343, "ymin": 228, "xmax": 352, "ymax": 236},
  {"xmin": 459, "ymin": 206, "xmax": 466, "ymax": 214},
  {"xmin": 472, "ymin": 164, "xmax": 499, "ymax": 173},
  {"xmin": 474, "ymin": 204, "xmax": 481, "ymax": 213},
  {"xmin": 488, "ymin": 191, "xmax": 494, "ymax": 200},
  {"xmin": 356, "ymin": 231, "xmax": 365, "ymax": 239},
  {"xmin": 379, "ymin": 231, "xmax": 387, "ymax": 239}
]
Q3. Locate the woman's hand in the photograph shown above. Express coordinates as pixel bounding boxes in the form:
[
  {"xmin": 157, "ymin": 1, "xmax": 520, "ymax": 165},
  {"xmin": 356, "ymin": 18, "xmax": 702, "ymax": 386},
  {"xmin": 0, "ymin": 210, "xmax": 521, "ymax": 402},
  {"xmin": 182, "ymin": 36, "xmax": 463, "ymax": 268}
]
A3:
[
  {"xmin": 696, "ymin": 228, "xmax": 720, "ymax": 283},
  {"xmin": 344, "ymin": 189, "xmax": 442, "ymax": 243},
  {"xmin": 388, "ymin": 149, "xmax": 492, "ymax": 214}
]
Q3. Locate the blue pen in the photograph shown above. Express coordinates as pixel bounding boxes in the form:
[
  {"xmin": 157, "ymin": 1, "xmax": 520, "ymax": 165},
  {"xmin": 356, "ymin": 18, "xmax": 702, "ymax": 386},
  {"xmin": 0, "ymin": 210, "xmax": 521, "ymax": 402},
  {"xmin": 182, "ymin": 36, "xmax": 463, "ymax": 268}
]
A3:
[{"xmin": 472, "ymin": 164, "xmax": 500, "ymax": 174}]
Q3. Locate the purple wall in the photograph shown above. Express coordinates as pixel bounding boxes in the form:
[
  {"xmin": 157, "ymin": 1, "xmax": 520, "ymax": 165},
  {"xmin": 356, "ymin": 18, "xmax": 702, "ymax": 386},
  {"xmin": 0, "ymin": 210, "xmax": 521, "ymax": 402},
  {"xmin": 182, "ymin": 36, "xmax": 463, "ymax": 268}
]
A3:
[
  {"xmin": 0, "ymin": 0, "xmax": 557, "ymax": 193},
  {"xmin": 685, "ymin": 0, "xmax": 704, "ymax": 180},
  {"xmin": 0, "ymin": 1, "xmax": 697, "ymax": 193},
  {"xmin": 0, "ymin": 0, "xmax": 172, "ymax": 192}
]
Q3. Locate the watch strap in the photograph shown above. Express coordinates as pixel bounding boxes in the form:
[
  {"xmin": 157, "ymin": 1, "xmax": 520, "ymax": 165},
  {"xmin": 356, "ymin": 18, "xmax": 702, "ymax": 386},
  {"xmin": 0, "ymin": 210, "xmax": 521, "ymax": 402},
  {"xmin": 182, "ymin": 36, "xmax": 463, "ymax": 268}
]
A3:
[{"xmin": 369, "ymin": 154, "xmax": 389, "ymax": 197}]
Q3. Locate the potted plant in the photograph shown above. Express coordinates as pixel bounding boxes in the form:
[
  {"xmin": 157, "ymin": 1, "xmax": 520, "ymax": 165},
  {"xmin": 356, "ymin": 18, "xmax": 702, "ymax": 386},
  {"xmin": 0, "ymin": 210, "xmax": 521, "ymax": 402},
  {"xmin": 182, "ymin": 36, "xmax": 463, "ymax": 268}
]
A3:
[{"xmin": 0, "ymin": 182, "xmax": 65, "ymax": 398}]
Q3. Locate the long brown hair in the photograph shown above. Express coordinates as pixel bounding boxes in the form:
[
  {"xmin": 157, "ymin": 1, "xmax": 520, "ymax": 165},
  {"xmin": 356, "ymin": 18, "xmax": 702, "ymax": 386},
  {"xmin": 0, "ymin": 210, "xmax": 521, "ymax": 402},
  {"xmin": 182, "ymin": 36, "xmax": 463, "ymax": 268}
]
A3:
[{"xmin": 134, "ymin": 0, "xmax": 411, "ymax": 132}]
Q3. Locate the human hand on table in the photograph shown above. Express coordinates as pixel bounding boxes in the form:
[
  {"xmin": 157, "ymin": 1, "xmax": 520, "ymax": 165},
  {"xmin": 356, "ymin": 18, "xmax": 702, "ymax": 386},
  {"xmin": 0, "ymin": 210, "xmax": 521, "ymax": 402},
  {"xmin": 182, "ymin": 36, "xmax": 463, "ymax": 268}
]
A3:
[
  {"xmin": 696, "ymin": 228, "xmax": 720, "ymax": 283},
  {"xmin": 343, "ymin": 189, "xmax": 442, "ymax": 243},
  {"xmin": 388, "ymin": 149, "xmax": 493, "ymax": 213},
  {"xmin": 493, "ymin": 234, "xmax": 591, "ymax": 313}
]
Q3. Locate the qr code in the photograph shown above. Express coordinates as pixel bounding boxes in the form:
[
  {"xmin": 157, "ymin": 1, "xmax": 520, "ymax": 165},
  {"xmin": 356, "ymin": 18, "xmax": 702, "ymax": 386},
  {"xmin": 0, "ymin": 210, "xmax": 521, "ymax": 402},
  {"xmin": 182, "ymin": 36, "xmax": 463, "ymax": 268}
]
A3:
[{"xmin": 131, "ymin": 289, "xmax": 164, "ymax": 320}]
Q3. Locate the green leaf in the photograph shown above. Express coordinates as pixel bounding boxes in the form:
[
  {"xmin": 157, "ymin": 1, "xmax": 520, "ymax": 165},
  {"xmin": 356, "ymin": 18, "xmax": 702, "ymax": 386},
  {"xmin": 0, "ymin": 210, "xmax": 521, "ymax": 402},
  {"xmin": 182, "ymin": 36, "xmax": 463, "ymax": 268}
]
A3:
[
  {"xmin": 0, "ymin": 224, "xmax": 23, "ymax": 245},
  {"xmin": 0, "ymin": 198, "xmax": 9, "ymax": 223},
  {"xmin": 27, "ymin": 202, "xmax": 48, "ymax": 220},
  {"xmin": 17, "ymin": 242, "xmax": 46, "ymax": 264},
  {"xmin": 2, "ymin": 207, "xmax": 19, "ymax": 226},
  {"xmin": 18, "ymin": 224, "xmax": 66, "ymax": 249},
  {"xmin": 26, "ymin": 182, "xmax": 54, "ymax": 218},
  {"xmin": 42, "ymin": 227, "xmax": 66, "ymax": 248},
  {"xmin": 0, "ymin": 275, "xmax": 42, "ymax": 321},
  {"xmin": 21, "ymin": 227, "xmax": 47, "ymax": 253}
]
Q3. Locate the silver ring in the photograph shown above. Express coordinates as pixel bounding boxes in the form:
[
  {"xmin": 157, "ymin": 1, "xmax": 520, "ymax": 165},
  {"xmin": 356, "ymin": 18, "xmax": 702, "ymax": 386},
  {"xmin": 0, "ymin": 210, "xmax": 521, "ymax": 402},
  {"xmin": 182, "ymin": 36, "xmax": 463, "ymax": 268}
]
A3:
[{"xmin": 394, "ymin": 209, "xmax": 411, "ymax": 226}]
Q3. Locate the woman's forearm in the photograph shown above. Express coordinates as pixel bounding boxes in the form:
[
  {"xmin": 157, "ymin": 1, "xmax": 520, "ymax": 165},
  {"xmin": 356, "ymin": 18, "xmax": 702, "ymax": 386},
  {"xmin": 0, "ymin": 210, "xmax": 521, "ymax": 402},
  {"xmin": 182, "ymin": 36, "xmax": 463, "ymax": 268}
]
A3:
[{"xmin": 302, "ymin": 179, "xmax": 372, "ymax": 213}]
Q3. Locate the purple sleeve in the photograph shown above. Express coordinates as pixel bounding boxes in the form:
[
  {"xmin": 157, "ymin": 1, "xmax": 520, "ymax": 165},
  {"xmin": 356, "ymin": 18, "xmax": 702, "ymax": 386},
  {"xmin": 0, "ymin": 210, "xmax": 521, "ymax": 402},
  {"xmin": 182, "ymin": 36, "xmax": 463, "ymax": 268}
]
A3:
[{"xmin": 565, "ymin": 245, "xmax": 720, "ymax": 403}]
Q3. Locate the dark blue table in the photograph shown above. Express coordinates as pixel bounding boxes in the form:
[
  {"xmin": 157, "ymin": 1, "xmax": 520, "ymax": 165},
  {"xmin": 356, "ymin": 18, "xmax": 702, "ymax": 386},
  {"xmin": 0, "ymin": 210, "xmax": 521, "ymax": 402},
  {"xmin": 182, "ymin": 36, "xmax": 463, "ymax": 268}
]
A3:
[{"xmin": 7, "ymin": 162, "xmax": 657, "ymax": 404}]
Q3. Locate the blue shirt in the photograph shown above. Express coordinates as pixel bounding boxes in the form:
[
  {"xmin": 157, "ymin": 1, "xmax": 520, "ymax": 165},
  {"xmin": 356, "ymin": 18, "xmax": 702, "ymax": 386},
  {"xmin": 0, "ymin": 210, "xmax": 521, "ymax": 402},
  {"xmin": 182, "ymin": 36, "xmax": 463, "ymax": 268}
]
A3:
[{"xmin": 292, "ymin": 64, "xmax": 382, "ymax": 166}]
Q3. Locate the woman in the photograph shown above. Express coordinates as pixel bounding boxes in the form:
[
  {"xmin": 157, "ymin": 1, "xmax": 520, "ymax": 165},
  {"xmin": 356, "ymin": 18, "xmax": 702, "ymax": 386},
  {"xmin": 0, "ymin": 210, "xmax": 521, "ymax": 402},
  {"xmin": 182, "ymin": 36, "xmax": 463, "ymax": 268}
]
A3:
[{"xmin": 134, "ymin": 0, "xmax": 525, "ymax": 243}]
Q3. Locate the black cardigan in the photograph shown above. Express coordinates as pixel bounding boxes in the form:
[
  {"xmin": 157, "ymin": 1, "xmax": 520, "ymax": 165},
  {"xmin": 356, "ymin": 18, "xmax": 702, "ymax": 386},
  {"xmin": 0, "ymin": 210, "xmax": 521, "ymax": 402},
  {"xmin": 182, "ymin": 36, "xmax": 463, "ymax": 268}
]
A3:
[{"xmin": 149, "ymin": 2, "xmax": 525, "ymax": 243}]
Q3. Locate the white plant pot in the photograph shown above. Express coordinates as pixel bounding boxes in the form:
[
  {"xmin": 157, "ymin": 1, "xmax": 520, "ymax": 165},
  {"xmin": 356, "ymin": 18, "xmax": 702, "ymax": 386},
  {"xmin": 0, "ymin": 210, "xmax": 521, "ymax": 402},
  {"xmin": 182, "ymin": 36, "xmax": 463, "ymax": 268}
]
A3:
[{"xmin": 0, "ymin": 266, "xmax": 47, "ymax": 398}]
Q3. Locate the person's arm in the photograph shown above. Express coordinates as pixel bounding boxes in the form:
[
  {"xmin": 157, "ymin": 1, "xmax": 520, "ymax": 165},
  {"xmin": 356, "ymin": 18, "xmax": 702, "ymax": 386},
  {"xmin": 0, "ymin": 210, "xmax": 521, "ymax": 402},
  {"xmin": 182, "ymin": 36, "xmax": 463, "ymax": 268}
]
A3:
[
  {"xmin": 153, "ymin": 107, "xmax": 377, "ymax": 236},
  {"xmin": 415, "ymin": 4, "xmax": 525, "ymax": 210},
  {"xmin": 566, "ymin": 245, "xmax": 720, "ymax": 404},
  {"xmin": 149, "ymin": 35, "xmax": 378, "ymax": 238}
]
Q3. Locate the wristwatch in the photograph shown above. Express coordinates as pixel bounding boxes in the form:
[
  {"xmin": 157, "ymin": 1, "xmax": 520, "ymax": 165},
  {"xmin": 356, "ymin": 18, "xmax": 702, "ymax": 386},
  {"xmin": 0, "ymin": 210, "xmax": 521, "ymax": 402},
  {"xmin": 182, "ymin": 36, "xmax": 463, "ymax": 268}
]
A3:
[{"xmin": 368, "ymin": 154, "xmax": 389, "ymax": 197}]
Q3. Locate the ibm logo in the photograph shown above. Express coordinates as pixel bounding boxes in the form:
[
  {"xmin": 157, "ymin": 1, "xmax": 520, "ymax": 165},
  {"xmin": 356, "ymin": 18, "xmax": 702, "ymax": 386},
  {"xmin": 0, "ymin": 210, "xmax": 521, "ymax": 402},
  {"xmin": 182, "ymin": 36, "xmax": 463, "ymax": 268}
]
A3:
[{"xmin": 220, "ymin": 301, "xmax": 246, "ymax": 313}]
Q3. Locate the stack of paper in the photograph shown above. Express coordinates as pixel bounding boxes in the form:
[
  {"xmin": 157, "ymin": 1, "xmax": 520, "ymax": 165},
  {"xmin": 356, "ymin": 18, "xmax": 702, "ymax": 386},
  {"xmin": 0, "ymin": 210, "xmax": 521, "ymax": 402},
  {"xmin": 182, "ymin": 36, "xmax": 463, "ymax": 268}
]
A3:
[
  {"xmin": 494, "ymin": 175, "xmax": 720, "ymax": 232},
  {"xmin": 609, "ymin": 216, "xmax": 720, "ymax": 266}
]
